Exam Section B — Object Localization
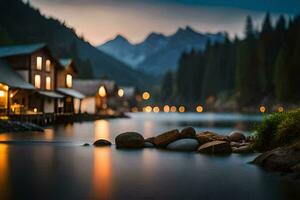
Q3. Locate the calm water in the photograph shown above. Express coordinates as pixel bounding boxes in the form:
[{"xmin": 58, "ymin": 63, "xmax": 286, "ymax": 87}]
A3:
[{"xmin": 0, "ymin": 113, "xmax": 299, "ymax": 200}]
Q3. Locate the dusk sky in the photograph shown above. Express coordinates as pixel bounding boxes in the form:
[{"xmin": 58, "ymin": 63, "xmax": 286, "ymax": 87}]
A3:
[{"xmin": 29, "ymin": 0, "xmax": 299, "ymax": 45}]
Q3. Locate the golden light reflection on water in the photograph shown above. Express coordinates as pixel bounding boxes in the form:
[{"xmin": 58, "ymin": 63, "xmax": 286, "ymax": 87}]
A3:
[
  {"xmin": 44, "ymin": 128, "xmax": 54, "ymax": 140},
  {"xmin": 0, "ymin": 144, "xmax": 9, "ymax": 197},
  {"xmin": 93, "ymin": 148, "xmax": 112, "ymax": 199},
  {"xmin": 143, "ymin": 121, "xmax": 155, "ymax": 139},
  {"xmin": 94, "ymin": 120, "xmax": 110, "ymax": 141}
]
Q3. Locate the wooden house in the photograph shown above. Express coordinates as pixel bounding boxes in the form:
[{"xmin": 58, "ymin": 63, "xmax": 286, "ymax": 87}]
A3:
[
  {"xmin": 0, "ymin": 43, "xmax": 64, "ymax": 115},
  {"xmin": 72, "ymin": 80, "xmax": 107, "ymax": 114},
  {"xmin": 56, "ymin": 59, "xmax": 85, "ymax": 114}
]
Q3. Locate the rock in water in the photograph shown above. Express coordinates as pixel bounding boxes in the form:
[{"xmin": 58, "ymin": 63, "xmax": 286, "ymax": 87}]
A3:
[
  {"xmin": 154, "ymin": 129, "xmax": 180, "ymax": 147},
  {"xmin": 196, "ymin": 131, "xmax": 228, "ymax": 145},
  {"xmin": 180, "ymin": 127, "xmax": 196, "ymax": 138},
  {"xmin": 166, "ymin": 139, "xmax": 199, "ymax": 151},
  {"xmin": 115, "ymin": 132, "xmax": 144, "ymax": 149},
  {"xmin": 228, "ymin": 131, "xmax": 246, "ymax": 142},
  {"xmin": 252, "ymin": 142, "xmax": 300, "ymax": 173},
  {"xmin": 198, "ymin": 141, "xmax": 232, "ymax": 154},
  {"xmin": 145, "ymin": 137, "xmax": 155, "ymax": 145},
  {"xmin": 232, "ymin": 145, "xmax": 253, "ymax": 154},
  {"xmin": 93, "ymin": 139, "xmax": 112, "ymax": 147}
]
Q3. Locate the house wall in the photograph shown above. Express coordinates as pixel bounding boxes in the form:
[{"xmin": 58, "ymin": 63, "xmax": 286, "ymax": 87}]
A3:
[
  {"xmin": 57, "ymin": 64, "xmax": 76, "ymax": 88},
  {"xmin": 81, "ymin": 97, "xmax": 96, "ymax": 114},
  {"xmin": 30, "ymin": 49, "xmax": 56, "ymax": 91},
  {"xmin": 44, "ymin": 98, "xmax": 55, "ymax": 113},
  {"xmin": 74, "ymin": 98, "xmax": 81, "ymax": 114}
]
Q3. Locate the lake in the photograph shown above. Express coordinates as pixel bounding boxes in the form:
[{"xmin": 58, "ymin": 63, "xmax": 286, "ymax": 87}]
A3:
[{"xmin": 0, "ymin": 112, "xmax": 299, "ymax": 200}]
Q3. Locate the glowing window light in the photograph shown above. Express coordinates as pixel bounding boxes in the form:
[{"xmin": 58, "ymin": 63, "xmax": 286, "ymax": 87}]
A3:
[
  {"xmin": 36, "ymin": 57, "xmax": 42, "ymax": 70},
  {"xmin": 179, "ymin": 106, "xmax": 185, "ymax": 113},
  {"xmin": 118, "ymin": 89, "xmax": 124, "ymax": 97},
  {"xmin": 99, "ymin": 86, "xmax": 106, "ymax": 97},
  {"xmin": 3, "ymin": 85, "xmax": 8, "ymax": 91},
  {"xmin": 142, "ymin": 92, "xmax": 150, "ymax": 100},
  {"xmin": 278, "ymin": 106, "xmax": 284, "ymax": 113},
  {"xmin": 196, "ymin": 105, "xmax": 203, "ymax": 113},
  {"xmin": 33, "ymin": 108, "xmax": 38, "ymax": 113},
  {"xmin": 153, "ymin": 106, "xmax": 160, "ymax": 113},
  {"xmin": 163, "ymin": 105, "xmax": 170, "ymax": 113},
  {"xmin": 34, "ymin": 75, "xmax": 41, "ymax": 89},
  {"xmin": 170, "ymin": 106, "xmax": 177, "ymax": 112},
  {"xmin": 259, "ymin": 106, "xmax": 266, "ymax": 113},
  {"xmin": 45, "ymin": 76, "xmax": 51, "ymax": 90},
  {"xmin": 66, "ymin": 74, "xmax": 72, "ymax": 88},
  {"xmin": 46, "ymin": 59, "xmax": 51, "ymax": 72},
  {"xmin": 0, "ymin": 90, "xmax": 5, "ymax": 97}
]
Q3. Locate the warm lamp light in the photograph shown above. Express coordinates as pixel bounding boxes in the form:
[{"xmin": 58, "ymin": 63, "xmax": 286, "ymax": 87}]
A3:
[
  {"xmin": 278, "ymin": 106, "xmax": 284, "ymax": 112},
  {"xmin": 142, "ymin": 92, "xmax": 150, "ymax": 100},
  {"xmin": 196, "ymin": 105, "xmax": 203, "ymax": 113},
  {"xmin": 163, "ymin": 105, "xmax": 170, "ymax": 113},
  {"xmin": 0, "ymin": 90, "xmax": 5, "ymax": 97},
  {"xmin": 259, "ymin": 106, "xmax": 266, "ymax": 113},
  {"xmin": 179, "ymin": 106, "xmax": 185, "ymax": 113},
  {"xmin": 153, "ymin": 106, "xmax": 160, "ymax": 113},
  {"xmin": 170, "ymin": 106, "xmax": 177, "ymax": 112},
  {"xmin": 144, "ymin": 106, "xmax": 152, "ymax": 113}
]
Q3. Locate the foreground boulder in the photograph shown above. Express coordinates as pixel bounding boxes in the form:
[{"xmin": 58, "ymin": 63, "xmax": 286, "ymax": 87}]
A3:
[
  {"xmin": 198, "ymin": 141, "xmax": 232, "ymax": 154},
  {"xmin": 252, "ymin": 142, "xmax": 300, "ymax": 173},
  {"xmin": 115, "ymin": 132, "xmax": 144, "ymax": 149},
  {"xmin": 232, "ymin": 145, "xmax": 253, "ymax": 154},
  {"xmin": 196, "ymin": 131, "xmax": 228, "ymax": 145},
  {"xmin": 228, "ymin": 131, "xmax": 246, "ymax": 142},
  {"xmin": 144, "ymin": 137, "xmax": 155, "ymax": 145},
  {"xmin": 166, "ymin": 139, "xmax": 199, "ymax": 151},
  {"xmin": 180, "ymin": 127, "xmax": 196, "ymax": 138},
  {"xmin": 93, "ymin": 139, "xmax": 112, "ymax": 147},
  {"xmin": 144, "ymin": 142, "xmax": 155, "ymax": 148},
  {"xmin": 154, "ymin": 129, "xmax": 181, "ymax": 147}
]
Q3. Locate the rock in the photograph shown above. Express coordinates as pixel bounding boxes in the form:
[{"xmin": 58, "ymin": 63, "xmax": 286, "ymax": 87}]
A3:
[
  {"xmin": 154, "ymin": 129, "xmax": 180, "ymax": 147},
  {"xmin": 115, "ymin": 132, "xmax": 144, "ymax": 149},
  {"xmin": 196, "ymin": 131, "xmax": 228, "ymax": 145},
  {"xmin": 82, "ymin": 143, "xmax": 90, "ymax": 146},
  {"xmin": 166, "ymin": 138, "xmax": 199, "ymax": 151},
  {"xmin": 144, "ymin": 142, "xmax": 155, "ymax": 148},
  {"xmin": 93, "ymin": 139, "xmax": 112, "ymax": 147},
  {"xmin": 228, "ymin": 131, "xmax": 246, "ymax": 142},
  {"xmin": 198, "ymin": 141, "xmax": 232, "ymax": 154},
  {"xmin": 180, "ymin": 127, "xmax": 196, "ymax": 138},
  {"xmin": 252, "ymin": 142, "xmax": 300, "ymax": 173},
  {"xmin": 232, "ymin": 145, "xmax": 253, "ymax": 154},
  {"xmin": 230, "ymin": 142, "xmax": 250, "ymax": 148}
]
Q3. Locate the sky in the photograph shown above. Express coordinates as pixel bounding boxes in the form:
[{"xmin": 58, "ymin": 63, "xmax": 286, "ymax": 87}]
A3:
[{"xmin": 28, "ymin": 0, "xmax": 299, "ymax": 45}]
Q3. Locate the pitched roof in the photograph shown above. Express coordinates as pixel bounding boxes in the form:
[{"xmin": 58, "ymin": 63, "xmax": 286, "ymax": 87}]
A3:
[
  {"xmin": 59, "ymin": 58, "xmax": 73, "ymax": 69},
  {"xmin": 0, "ymin": 43, "xmax": 46, "ymax": 58},
  {"xmin": 73, "ymin": 79, "xmax": 102, "ymax": 97},
  {"xmin": 0, "ymin": 59, "xmax": 35, "ymax": 90},
  {"xmin": 38, "ymin": 91, "xmax": 64, "ymax": 99},
  {"xmin": 57, "ymin": 88, "xmax": 85, "ymax": 99},
  {"xmin": 100, "ymin": 80, "xmax": 117, "ymax": 93}
]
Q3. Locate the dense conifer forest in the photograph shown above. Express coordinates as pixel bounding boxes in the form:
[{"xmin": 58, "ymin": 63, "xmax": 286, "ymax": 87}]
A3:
[{"xmin": 161, "ymin": 14, "xmax": 300, "ymax": 108}]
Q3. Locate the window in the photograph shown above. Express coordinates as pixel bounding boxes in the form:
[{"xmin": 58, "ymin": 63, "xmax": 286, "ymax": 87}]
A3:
[
  {"xmin": 34, "ymin": 75, "xmax": 41, "ymax": 89},
  {"xmin": 36, "ymin": 57, "xmax": 42, "ymax": 70},
  {"xmin": 66, "ymin": 74, "xmax": 72, "ymax": 88},
  {"xmin": 46, "ymin": 76, "xmax": 51, "ymax": 90},
  {"xmin": 46, "ymin": 59, "xmax": 51, "ymax": 72}
]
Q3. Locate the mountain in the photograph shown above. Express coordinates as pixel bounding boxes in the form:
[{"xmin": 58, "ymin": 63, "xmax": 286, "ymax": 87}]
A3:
[
  {"xmin": 98, "ymin": 26, "xmax": 224, "ymax": 76},
  {"xmin": 0, "ymin": 0, "xmax": 152, "ymax": 88}
]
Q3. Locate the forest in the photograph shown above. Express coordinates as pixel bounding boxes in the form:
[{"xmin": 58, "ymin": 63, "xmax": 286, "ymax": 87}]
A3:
[{"xmin": 161, "ymin": 14, "xmax": 300, "ymax": 109}]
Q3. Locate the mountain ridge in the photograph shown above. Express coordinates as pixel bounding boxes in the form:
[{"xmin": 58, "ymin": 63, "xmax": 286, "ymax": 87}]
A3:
[{"xmin": 98, "ymin": 26, "xmax": 225, "ymax": 75}]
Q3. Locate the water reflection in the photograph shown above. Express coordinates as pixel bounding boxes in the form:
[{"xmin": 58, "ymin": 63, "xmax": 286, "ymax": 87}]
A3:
[
  {"xmin": 0, "ymin": 144, "xmax": 10, "ymax": 199},
  {"xmin": 93, "ymin": 147, "xmax": 112, "ymax": 199},
  {"xmin": 94, "ymin": 120, "xmax": 110, "ymax": 141}
]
